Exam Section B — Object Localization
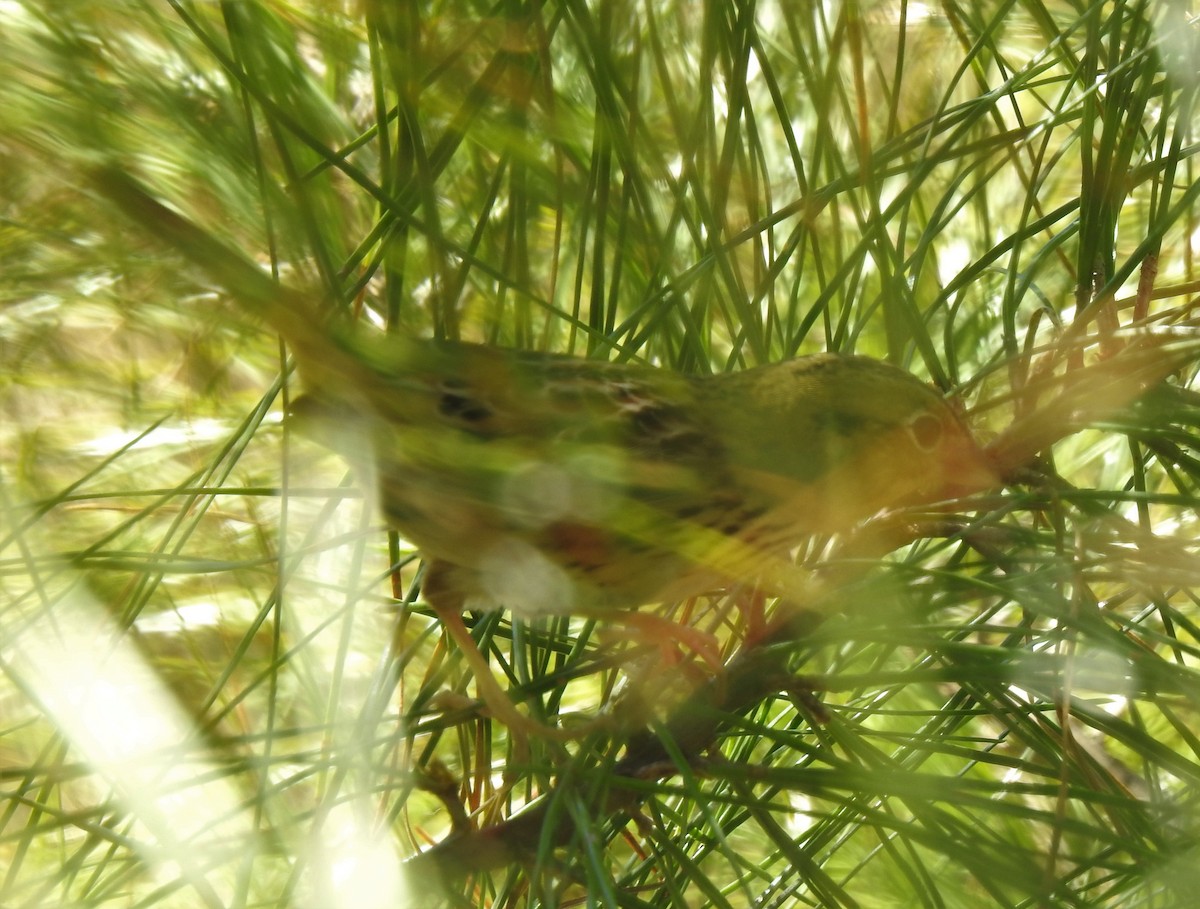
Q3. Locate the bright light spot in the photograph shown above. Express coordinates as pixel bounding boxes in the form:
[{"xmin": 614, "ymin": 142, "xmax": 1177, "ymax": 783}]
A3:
[
  {"xmin": 1070, "ymin": 647, "xmax": 1136, "ymax": 702},
  {"xmin": 746, "ymin": 47, "xmax": 761, "ymax": 84},
  {"xmin": 501, "ymin": 457, "xmax": 616, "ymax": 528},
  {"xmin": 756, "ymin": 1, "xmax": 779, "ymax": 30},
  {"xmin": 1153, "ymin": 8, "xmax": 1200, "ymax": 91},
  {"xmin": 76, "ymin": 415, "xmax": 280, "ymax": 457},
  {"xmin": 937, "ymin": 239, "xmax": 974, "ymax": 287},
  {"xmin": 0, "ymin": 0, "xmax": 31, "ymax": 23},
  {"xmin": 477, "ymin": 537, "xmax": 574, "ymax": 614},
  {"xmin": 331, "ymin": 840, "xmax": 403, "ymax": 909},
  {"xmin": 502, "ymin": 461, "xmax": 576, "ymax": 526},
  {"xmin": 861, "ymin": 250, "xmax": 879, "ymax": 277},
  {"xmin": 75, "ymin": 271, "xmax": 119, "ymax": 297},
  {"xmin": 6, "ymin": 590, "xmax": 248, "ymax": 898},
  {"xmin": 0, "ymin": 295, "xmax": 62, "ymax": 340},
  {"xmin": 135, "ymin": 601, "xmax": 223, "ymax": 633},
  {"xmin": 410, "ymin": 278, "xmax": 433, "ymax": 313},
  {"xmin": 786, "ymin": 792, "xmax": 816, "ymax": 835},
  {"xmin": 309, "ymin": 803, "xmax": 407, "ymax": 909},
  {"xmin": 1008, "ymin": 642, "xmax": 1136, "ymax": 713}
]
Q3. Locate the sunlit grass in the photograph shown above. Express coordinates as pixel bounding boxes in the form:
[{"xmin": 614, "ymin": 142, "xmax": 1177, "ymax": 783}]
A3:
[{"xmin": 2, "ymin": 1, "xmax": 1200, "ymax": 907}]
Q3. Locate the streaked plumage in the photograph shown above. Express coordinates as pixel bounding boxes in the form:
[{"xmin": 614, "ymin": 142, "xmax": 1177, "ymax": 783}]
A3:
[
  {"xmin": 95, "ymin": 167, "xmax": 996, "ymax": 621},
  {"xmin": 293, "ymin": 340, "xmax": 994, "ymax": 616}
]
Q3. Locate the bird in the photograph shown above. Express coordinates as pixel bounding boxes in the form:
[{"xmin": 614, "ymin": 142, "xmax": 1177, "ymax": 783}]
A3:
[
  {"xmin": 290, "ymin": 343, "xmax": 994, "ymax": 617},
  {"xmin": 93, "ymin": 167, "xmax": 998, "ymax": 734}
]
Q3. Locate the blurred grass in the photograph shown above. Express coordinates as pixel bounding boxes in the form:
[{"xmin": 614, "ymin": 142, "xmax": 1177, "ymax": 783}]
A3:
[{"xmin": 2, "ymin": 1, "xmax": 1200, "ymax": 907}]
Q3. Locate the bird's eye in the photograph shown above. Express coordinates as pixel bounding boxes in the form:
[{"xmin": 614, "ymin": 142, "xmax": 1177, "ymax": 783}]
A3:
[{"xmin": 906, "ymin": 411, "xmax": 943, "ymax": 451}]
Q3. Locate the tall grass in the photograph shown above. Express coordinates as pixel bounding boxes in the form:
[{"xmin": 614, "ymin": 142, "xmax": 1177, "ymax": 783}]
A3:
[{"xmin": 1, "ymin": 2, "xmax": 1199, "ymax": 906}]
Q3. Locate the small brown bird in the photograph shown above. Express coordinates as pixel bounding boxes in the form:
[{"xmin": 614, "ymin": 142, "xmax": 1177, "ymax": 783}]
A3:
[
  {"xmin": 94, "ymin": 167, "xmax": 997, "ymax": 733},
  {"xmin": 291, "ymin": 344, "xmax": 995, "ymax": 618}
]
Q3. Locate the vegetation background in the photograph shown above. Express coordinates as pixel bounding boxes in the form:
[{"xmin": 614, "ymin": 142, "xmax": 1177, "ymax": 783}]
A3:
[{"xmin": 2, "ymin": 1, "xmax": 1199, "ymax": 907}]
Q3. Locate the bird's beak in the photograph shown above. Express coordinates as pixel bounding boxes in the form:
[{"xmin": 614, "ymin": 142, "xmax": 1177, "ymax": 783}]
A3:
[{"xmin": 940, "ymin": 432, "xmax": 1001, "ymax": 499}]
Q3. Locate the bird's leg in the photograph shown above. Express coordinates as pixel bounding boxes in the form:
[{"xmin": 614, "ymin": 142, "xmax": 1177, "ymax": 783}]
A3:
[
  {"xmin": 431, "ymin": 604, "xmax": 581, "ymax": 746},
  {"xmin": 606, "ymin": 609, "xmax": 725, "ymax": 673},
  {"xmin": 423, "ymin": 565, "xmax": 732, "ymax": 751},
  {"xmin": 731, "ymin": 584, "xmax": 769, "ymax": 645},
  {"xmin": 422, "ymin": 561, "xmax": 579, "ymax": 749}
]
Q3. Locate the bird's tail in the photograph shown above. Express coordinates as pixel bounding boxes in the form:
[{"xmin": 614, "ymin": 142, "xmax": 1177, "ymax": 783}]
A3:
[{"xmin": 87, "ymin": 165, "xmax": 412, "ymax": 415}]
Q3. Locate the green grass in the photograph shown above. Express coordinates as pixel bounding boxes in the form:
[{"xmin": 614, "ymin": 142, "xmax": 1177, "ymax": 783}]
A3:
[{"xmin": 2, "ymin": 1, "xmax": 1200, "ymax": 907}]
